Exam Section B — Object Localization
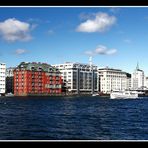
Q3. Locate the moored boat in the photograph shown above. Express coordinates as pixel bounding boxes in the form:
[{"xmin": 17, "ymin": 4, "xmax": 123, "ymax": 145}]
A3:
[
  {"xmin": 110, "ymin": 90, "xmax": 139, "ymax": 99},
  {"xmin": 92, "ymin": 93, "xmax": 99, "ymax": 97},
  {"xmin": 5, "ymin": 93, "xmax": 14, "ymax": 97}
]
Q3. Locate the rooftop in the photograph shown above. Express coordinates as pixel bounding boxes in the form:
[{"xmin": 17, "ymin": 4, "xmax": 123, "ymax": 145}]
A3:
[
  {"xmin": 15, "ymin": 62, "xmax": 60, "ymax": 72},
  {"xmin": 98, "ymin": 67, "xmax": 122, "ymax": 72}
]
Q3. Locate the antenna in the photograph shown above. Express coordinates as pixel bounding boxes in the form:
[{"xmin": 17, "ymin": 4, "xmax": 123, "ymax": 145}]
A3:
[
  {"xmin": 89, "ymin": 56, "xmax": 94, "ymax": 94},
  {"xmin": 136, "ymin": 61, "xmax": 139, "ymax": 70},
  {"xmin": 89, "ymin": 56, "xmax": 92, "ymax": 67}
]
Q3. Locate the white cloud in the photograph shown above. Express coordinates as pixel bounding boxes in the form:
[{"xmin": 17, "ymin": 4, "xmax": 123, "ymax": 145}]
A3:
[
  {"xmin": 0, "ymin": 18, "xmax": 32, "ymax": 42},
  {"xmin": 15, "ymin": 49, "xmax": 27, "ymax": 55},
  {"xmin": 85, "ymin": 45, "xmax": 117, "ymax": 56},
  {"xmin": 76, "ymin": 12, "xmax": 116, "ymax": 33},
  {"xmin": 30, "ymin": 24, "xmax": 38, "ymax": 31},
  {"xmin": 106, "ymin": 49, "xmax": 117, "ymax": 55}
]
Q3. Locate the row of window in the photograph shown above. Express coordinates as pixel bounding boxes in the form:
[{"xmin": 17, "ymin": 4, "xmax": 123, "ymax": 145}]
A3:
[
  {"xmin": 101, "ymin": 81, "xmax": 126, "ymax": 84},
  {"xmin": 15, "ymin": 76, "xmax": 60, "ymax": 79},
  {"xmin": 0, "ymin": 68, "xmax": 5, "ymax": 70},
  {"xmin": 15, "ymin": 89, "xmax": 61, "ymax": 92},
  {"xmin": 0, "ymin": 76, "xmax": 5, "ymax": 78},
  {"xmin": 101, "ymin": 83, "xmax": 126, "ymax": 86}
]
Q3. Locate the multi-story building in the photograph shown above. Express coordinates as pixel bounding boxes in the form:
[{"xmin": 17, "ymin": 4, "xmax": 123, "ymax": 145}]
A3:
[
  {"xmin": 98, "ymin": 67, "xmax": 128, "ymax": 94},
  {"xmin": 144, "ymin": 76, "xmax": 148, "ymax": 89},
  {"xmin": 126, "ymin": 73, "xmax": 131, "ymax": 90},
  {"xmin": 14, "ymin": 62, "xmax": 63, "ymax": 96},
  {"xmin": 131, "ymin": 64, "xmax": 145, "ymax": 90},
  {"xmin": 0, "ymin": 63, "xmax": 6, "ymax": 95},
  {"xmin": 6, "ymin": 67, "xmax": 15, "ymax": 94},
  {"xmin": 6, "ymin": 67, "xmax": 14, "ymax": 77},
  {"xmin": 53, "ymin": 62, "xmax": 98, "ymax": 94}
]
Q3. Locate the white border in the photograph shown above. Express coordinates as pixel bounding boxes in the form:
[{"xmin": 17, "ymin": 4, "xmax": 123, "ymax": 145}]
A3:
[
  {"xmin": 0, "ymin": 5, "xmax": 147, "ymax": 142},
  {"xmin": 0, "ymin": 6, "xmax": 148, "ymax": 7}
]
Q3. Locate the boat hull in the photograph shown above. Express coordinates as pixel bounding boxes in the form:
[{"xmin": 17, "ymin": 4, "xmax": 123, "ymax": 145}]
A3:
[{"xmin": 110, "ymin": 91, "xmax": 138, "ymax": 99}]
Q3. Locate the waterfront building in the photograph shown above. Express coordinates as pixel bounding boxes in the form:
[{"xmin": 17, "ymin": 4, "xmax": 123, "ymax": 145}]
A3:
[
  {"xmin": 98, "ymin": 67, "xmax": 128, "ymax": 94},
  {"xmin": 0, "ymin": 63, "xmax": 6, "ymax": 95},
  {"xmin": 14, "ymin": 62, "xmax": 63, "ymax": 96},
  {"xmin": 131, "ymin": 63, "xmax": 145, "ymax": 90},
  {"xmin": 53, "ymin": 62, "xmax": 98, "ymax": 95},
  {"xmin": 6, "ymin": 67, "xmax": 15, "ymax": 94},
  {"xmin": 145, "ymin": 77, "xmax": 148, "ymax": 89},
  {"xmin": 126, "ymin": 73, "xmax": 131, "ymax": 90}
]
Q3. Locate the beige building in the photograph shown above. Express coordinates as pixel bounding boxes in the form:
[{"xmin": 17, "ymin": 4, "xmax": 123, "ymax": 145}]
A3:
[{"xmin": 98, "ymin": 67, "xmax": 130, "ymax": 94}]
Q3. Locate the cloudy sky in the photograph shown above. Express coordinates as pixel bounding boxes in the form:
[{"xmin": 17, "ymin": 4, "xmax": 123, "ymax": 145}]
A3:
[{"xmin": 0, "ymin": 7, "xmax": 148, "ymax": 74}]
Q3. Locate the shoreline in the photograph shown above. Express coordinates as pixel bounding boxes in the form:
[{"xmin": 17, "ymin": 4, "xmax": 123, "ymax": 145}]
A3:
[
  {"xmin": 3, "ymin": 93, "xmax": 110, "ymax": 98},
  {"xmin": 3, "ymin": 93, "xmax": 148, "ymax": 98}
]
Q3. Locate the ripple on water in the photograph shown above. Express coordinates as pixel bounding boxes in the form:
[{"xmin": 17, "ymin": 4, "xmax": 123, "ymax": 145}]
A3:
[{"xmin": 0, "ymin": 96, "xmax": 148, "ymax": 140}]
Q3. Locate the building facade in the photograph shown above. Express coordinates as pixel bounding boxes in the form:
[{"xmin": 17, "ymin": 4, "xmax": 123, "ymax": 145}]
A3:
[
  {"xmin": 98, "ymin": 67, "xmax": 128, "ymax": 94},
  {"xmin": 6, "ymin": 67, "xmax": 15, "ymax": 94},
  {"xmin": 14, "ymin": 62, "xmax": 63, "ymax": 96},
  {"xmin": 53, "ymin": 62, "xmax": 98, "ymax": 94},
  {"xmin": 145, "ymin": 77, "xmax": 148, "ymax": 89},
  {"xmin": 0, "ymin": 63, "xmax": 6, "ymax": 95},
  {"xmin": 126, "ymin": 73, "xmax": 131, "ymax": 90},
  {"xmin": 131, "ymin": 64, "xmax": 145, "ymax": 90}
]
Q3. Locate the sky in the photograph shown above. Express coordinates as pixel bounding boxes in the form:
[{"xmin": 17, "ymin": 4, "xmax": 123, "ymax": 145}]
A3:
[{"xmin": 0, "ymin": 7, "xmax": 148, "ymax": 74}]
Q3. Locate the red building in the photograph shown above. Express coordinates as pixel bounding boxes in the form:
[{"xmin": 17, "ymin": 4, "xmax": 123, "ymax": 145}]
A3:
[{"xmin": 14, "ymin": 62, "xmax": 63, "ymax": 96}]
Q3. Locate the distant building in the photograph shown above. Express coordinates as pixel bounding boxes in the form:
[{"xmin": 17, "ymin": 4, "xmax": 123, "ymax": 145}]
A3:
[
  {"xmin": 53, "ymin": 62, "xmax": 98, "ymax": 94},
  {"xmin": 14, "ymin": 62, "xmax": 63, "ymax": 96},
  {"xmin": 6, "ymin": 67, "xmax": 15, "ymax": 77},
  {"xmin": 145, "ymin": 76, "xmax": 148, "ymax": 89},
  {"xmin": 98, "ymin": 67, "xmax": 129, "ymax": 94},
  {"xmin": 131, "ymin": 63, "xmax": 145, "ymax": 90},
  {"xmin": 6, "ymin": 67, "xmax": 15, "ymax": 94},
  {"xmin": 126, "ymin": 73, "xmax": 131, "ymax": 90},
  {"xmin": 0, "ymin": 63, "xmax": 6, "ymax": 95}
]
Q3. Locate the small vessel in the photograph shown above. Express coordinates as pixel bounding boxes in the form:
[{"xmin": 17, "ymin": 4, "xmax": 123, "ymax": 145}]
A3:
[
  {"xmin": 110, "ymin": 90, "xmax": 139, "ymax": 99},
  {"xmin": 92, "ymin": 93, "xmax": 99, "ymax": 97},
  {"xmin": 5, "ymin": 93, "xmax": 14, "ymax": 97}
]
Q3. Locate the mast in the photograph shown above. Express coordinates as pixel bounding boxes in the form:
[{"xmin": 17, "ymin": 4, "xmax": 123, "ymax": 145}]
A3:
[
  {"xmin": 136, "ymin": 61, "xmax": 139, "ymax": 70},
  {"xmin": 89, "ymin": 56, "xmax": 94, "ymax": 94}
]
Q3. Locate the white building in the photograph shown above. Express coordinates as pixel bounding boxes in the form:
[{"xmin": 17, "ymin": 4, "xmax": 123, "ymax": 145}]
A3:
[
  {"xmin": 98, "ymin": 67, "xmax": 129, "ymax": 94},
  {"xmin": 126, "ymin": 73, "xmax": 132, "ymax": 90},
  {"xmin": 131, "ymin": 64, "xmax": 145, "ymax": 90},
  {"xmin": 53, "ymin": 62, "xmax": 98, "ymax": 94},
  {"xmin": 6, "ymin": 67, "xmax": 15, "ymax": 77},
  {"xmin": 145, "ymin": 77, "xmax": 148, "ymax": 89},
  {"xmin": 0, "ymin": 63, "xmax": 6, "ymax": 94}
]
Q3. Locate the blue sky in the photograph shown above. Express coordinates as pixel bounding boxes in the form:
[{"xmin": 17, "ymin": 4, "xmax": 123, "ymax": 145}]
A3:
[{"xmin": 0, "ymin": 7, "xmax": 148, "ymax": 74}]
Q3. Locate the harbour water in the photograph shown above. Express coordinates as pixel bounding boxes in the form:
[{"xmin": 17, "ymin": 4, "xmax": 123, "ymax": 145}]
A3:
[{"xmin": 0, "ymin": 96, "xmax": 148, "ymax": 140}]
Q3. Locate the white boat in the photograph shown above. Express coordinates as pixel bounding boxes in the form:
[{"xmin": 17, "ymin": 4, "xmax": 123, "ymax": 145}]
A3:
[
  {"xmin": 92, "ymin": 93, "xmax": 99, "ymax": 97},
  {"xmin": 5, "ymin": 93, "xmax": 14, "ymax": 97},
  {"xmin": 110, "ymin": 90, "xmax": 139, "ymax": 99}
]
